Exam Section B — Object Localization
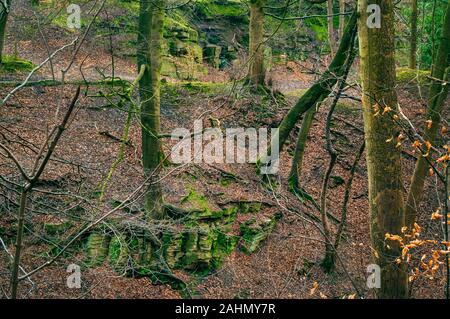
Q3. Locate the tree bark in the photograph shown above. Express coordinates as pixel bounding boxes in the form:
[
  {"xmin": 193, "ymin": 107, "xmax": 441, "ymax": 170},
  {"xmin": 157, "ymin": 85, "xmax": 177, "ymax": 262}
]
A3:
[
  {"xmin": 0, "ymin": 0, "xmax": 11, "ymax": 63},
  {"xmin": 358, "ymin": 0, "xmax": 408, "ymax": 298},
  {"xmin": 248, "ymin": 0, "xmax": 266, "ymax": 87},
  {"xmin": 409, "ymin": 0, "xmax": 418, "ymax": 69},
  {"xmin": 405, "ymin": 0, "xmax": 450, "ymax": 228},
  {"xmin": 339, "ymin": 0, "xmax": 346, "ymax": 40},
  {"xmin": 288, "ymin": 107, "xmax": 315, "ymax": 190},
  {"xmin": 138, "ymin": 0, "xmax": 165, "ymax": 220},
  {"xmin": 327, "ymin": 0, "xmax": 336, "ymax": 56}
]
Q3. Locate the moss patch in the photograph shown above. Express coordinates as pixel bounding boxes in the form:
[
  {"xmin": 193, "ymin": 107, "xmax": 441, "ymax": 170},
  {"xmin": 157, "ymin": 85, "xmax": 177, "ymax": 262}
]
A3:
[
  {"xmin": 396, "ymin": 67, "xmax": 431, "ymax": 84},
  {"xmin": 0, "ymin": 56, "xmax": 34, "ymax": 74}
]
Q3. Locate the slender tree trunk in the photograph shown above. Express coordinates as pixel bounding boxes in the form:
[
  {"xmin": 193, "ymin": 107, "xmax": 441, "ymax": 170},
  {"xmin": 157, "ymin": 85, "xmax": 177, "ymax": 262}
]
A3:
[
  {"xmin": 0, "ymin": 0, "xmax": 11, "ymax": 63},
  {"xmin": 138, "ymin": 0, "xmax": 164, "ymax": 220},
  {"xmin": 339, "ymin": 0, "xmax": 346, "ymax": 40},
  {"xmin": 405, "ymin": 0, "xmax": 450, "ymax": 228},
  {"xmin": 288, "ymin": 108, "xmax": 315, "ymax": 190},
  {"xmin": 10, "ymin": 187, "xmax": 29, "ymax": 299},
  {"xmin": 321, "ymin": 27, "xmax": 357, "ymax": 272},
  {"xmin": 327, "ymin": 0, "xmax": 336, "ymax": 56},
  {"xmin": 409, "ymin": 0, "xmax": 418, "ymax": 69},
  {"xmin": 358, "ymin": 0, "xmax": 408, "ymax": 298},
  {"xmin": 248, "ymin": 0, "xmax": 266, "ymax": 87}
]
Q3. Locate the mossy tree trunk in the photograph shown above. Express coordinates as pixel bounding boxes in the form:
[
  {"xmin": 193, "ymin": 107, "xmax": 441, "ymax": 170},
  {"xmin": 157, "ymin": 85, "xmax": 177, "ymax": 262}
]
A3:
[
  {"xmin": 358, "ymin": 0, "xmax": 408, "ymax": 298},
  {"xmin": 0, "ymin": 0, "xmax": 11, "ymax": 63},
  {"xmin": 138, "ymin": 0, "xmax": 165, "ymax": 220},
  {"xmin": 405, "ymin": 0, "xmax": 450, "ymax": 228},
  {"xmin": 409, "ymin": 0, "xmax": 418, "ymax": 69},
  {"xmin": 248, "ymin": 0, "xmax": 266, "ymax": 87},
  {"xmin": 339, "ymin": 0, "xmax": 346, "ymax": 40},
  {"xmin": 288, "ymin": 107, "xmax": 315, "ymax": 190},
  {"xmin": 327, "ymin": 0, "xmax": 336, "ymax": 56},
  {"xmin": 261, "ymin": 11, "xmax": 357, "ymax": 165}
]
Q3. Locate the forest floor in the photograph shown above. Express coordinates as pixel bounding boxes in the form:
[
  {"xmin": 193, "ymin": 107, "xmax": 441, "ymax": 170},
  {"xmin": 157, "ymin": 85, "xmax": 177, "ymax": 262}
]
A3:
[{"xmin": 0, "ymin": 4, "xmax": 448, "ymax": 299}]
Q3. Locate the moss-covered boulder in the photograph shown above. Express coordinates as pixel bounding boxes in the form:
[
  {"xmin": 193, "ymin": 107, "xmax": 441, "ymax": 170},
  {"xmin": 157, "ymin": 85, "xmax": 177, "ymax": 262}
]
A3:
[
  {"xmin": 83, "ymin": 190, "xmax": 279, "ymax": 280},
  {"xmin": 86, "ymin": 232, "xmax": 111, "ymax": 266},
  {"xmin": 203, "ymin": 44, "xmax": 222, "ymax": 68},
  {"xmin": 43, "ymin": 220, "xmax": 73, "ymax": 237},
  {"xmin": 396, "ymin": 67, "xmax": 431, "ymax": 84},
  {"xmin": 0, "ymin": 56, "xmax": 34, "ymax": 74},
  {"xmin": 239, "ymin": 215, "xmax": 280, "ymax": 254}
]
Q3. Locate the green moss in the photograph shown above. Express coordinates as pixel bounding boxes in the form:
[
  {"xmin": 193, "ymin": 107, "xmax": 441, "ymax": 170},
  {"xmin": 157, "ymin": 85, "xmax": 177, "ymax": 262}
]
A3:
[
  {"xmin": 0, "ymin": 56, "xmax": 34, "ymax": 74},
  {"xmin": 194, "ymin": 0, "xmax": 247, "ymax": 20},
  {"xmin": 396, "ymin": 67, "xmax": 431, "ymax": 84},
  {"xmin": 304, "ymin": 17, "xmax": 328, "ymax": 42},
  {"xmin": 238, "ymin": 202, "xmax": 262, "ymax": 214},
  {"xmin": 239, "ymin": 216, "xmax": 279, "ymax": 254},
  {"xmin": 86, "ymin": 232, "xmax": 111, "ymax": 266},
  {"xmin": 284, "ymin": 88, "xmax": 308, "ymax": 98},
  {"xmin": 163, "ymin": 232, "xmax": 184, "ymax": 268},
  {"xmin": 108, "ymin": 235, "xmax": 130, "ymax": 271},
  {"xmin": 181, "ymin": 189, "xmax": 211, "ymax": 211},
  {"xmin": 211, "ymin": 231, "xmax": 239, "ymax": 268},
  {"xmin": 43, "ymin": 221, "xmax": 73, "ymax": 236}
]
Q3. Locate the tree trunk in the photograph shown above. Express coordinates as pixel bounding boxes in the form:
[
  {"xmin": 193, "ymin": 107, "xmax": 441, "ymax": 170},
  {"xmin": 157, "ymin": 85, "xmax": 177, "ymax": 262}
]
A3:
[
  {"xmin": 0, "ymin": 0, "xmax": 11, "ymax": 63},
  {"xmin": 248, "ymin": 0, "xmax": 266, "ymax": 87},
  {"xmin": 405, "ymin": 0, "xmax": 450, "ymax": 228},
  {"xmin": 138, "ymin": 0, "xmax": 164, "ymax": 220},
  {"xmin": 261, "ymin": 11, "xmax": 357, "ymax": 163},
  {"xmin": 327, "ymin": 0, "xmax": 336, "ymax": 56},
  {"xmin": 288, "ymin": 107, "xmax": 315, "ymax": 190},
  {"xmin": 409, "ymin": 0, "xmax": 418, "ymax": 69},
  {"xmin": 358, "ymin": 0, "xmax": 408, "ymax": 298},
  {"xmin": 339, "ymin": 0, "xmax": 346, "ymax": 40}
]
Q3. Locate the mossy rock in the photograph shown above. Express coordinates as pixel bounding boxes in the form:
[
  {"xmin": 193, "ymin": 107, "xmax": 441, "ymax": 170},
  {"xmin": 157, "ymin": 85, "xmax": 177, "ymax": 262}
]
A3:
[
  {"xmin": 238, "ymin": 202, "xmax": 262, "ymax": 214},
  {"xmin": 161, "ymin": 215, "xmax": 239, "ymax": 272},
  {"xmin": 203, "ymin": 45, "xmax": 221, "ymax": 68},
  {"xmin": 396, "ymin": 67, "xmax": 431, "ymax": 84},
  {"xmin": 180, "ymin": 189, "xmax": 234, "ymax": 220},
  {"xmin": 86, "ymin": 232, "xmax": 111, "ymax": 266},
  {"xmin": 43, "ymin": 221, "xmax": 73, "ymax": 237},
  {"xmin": 194, "ymin": 0, "xmax": 248, "ymax": 22},
  {"xmin": 108, "ymin": 235, "xmax": 130, "ymax": 272},
  {"xmin": 239, "ymin": 216, "xmax": 279, "ymax": 254},
  {"xmin": 168, "ymin": 39, "xmax": 202, "ymax": 62},
  {"xmin": 211, "ymin": 232, "xmax": 239, "ymax": 269},
  {"xmin": 163, "ymin": 232, "xmax": 184, "ymax": 268},
  {"xmin": 0, "ymin": 56, "xmax": 34, "ymax": 74}
]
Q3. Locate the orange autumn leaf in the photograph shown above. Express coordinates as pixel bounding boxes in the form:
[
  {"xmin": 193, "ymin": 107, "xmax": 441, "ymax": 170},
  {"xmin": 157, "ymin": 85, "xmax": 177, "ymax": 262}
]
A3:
[
  {"xmin": 402, "ymin": 247, "xmax": 409, "ymax": 259},
  {"xmin": 310, "ymin": 282, "xmax": 318, "ymax": 296},
  {"xmin": 437, "ymin": 154, "xmax": 449, "ymax": 163},
  {"xmin": 431, "ymin": 210, "xmax": 443, "ymax": 220}
]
